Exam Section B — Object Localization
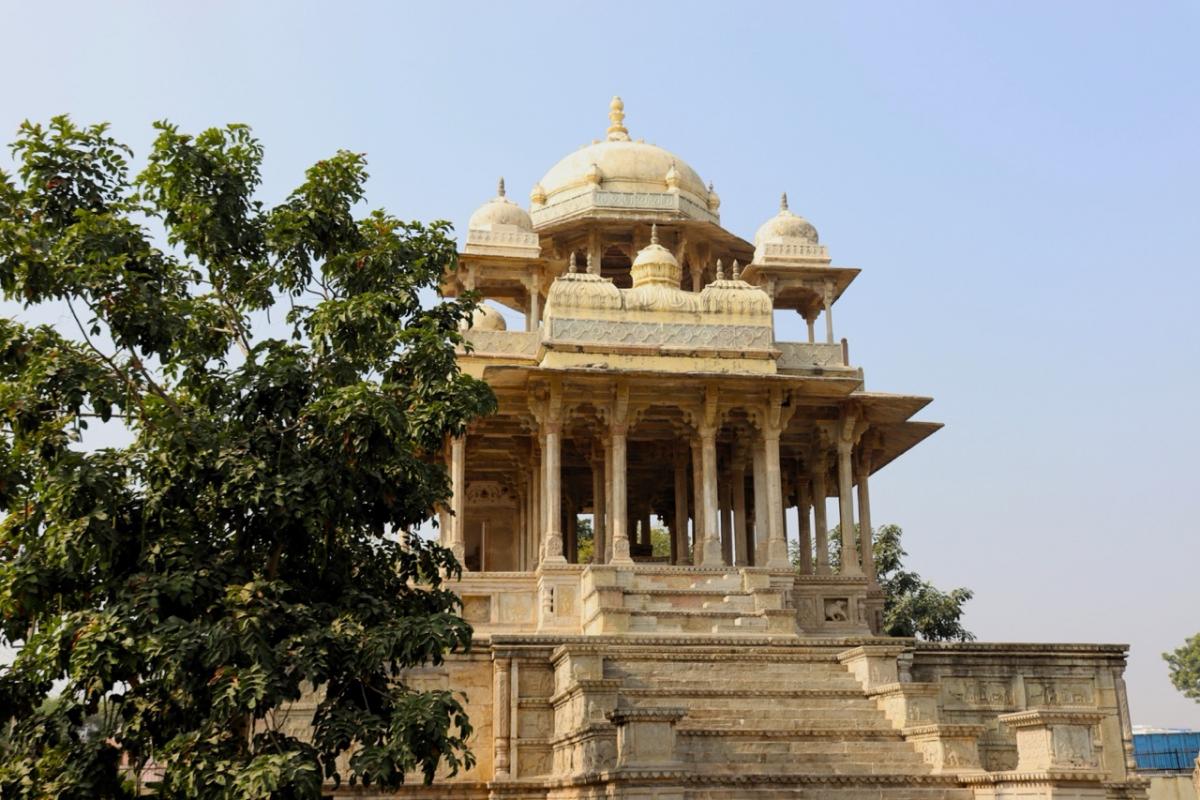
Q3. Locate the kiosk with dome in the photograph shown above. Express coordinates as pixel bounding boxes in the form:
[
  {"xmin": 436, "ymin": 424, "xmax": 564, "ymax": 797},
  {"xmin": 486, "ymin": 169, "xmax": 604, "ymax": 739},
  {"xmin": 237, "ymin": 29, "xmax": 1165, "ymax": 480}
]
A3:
[{"xmin": 324, "ymin": 98, "xmax": 1148, "ymax": 800}]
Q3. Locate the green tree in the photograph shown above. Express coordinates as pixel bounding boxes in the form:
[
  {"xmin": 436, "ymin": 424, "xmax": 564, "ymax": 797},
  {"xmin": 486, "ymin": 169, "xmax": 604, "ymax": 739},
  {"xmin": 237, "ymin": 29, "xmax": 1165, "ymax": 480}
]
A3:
[
  {"xmin": 575, "ymin": 516, "xmax": 594, "ymax": 563},
  {"xmin": 0, "ymin": 117, "xmax": 495, "ymax": 798},
  {"xmin": 1164, "ymin": 634, "xmax": 1200, "ymax": 703},
  {"xmin": 794, "ymin": 523, "xmax": 975, "ymax": 641}
]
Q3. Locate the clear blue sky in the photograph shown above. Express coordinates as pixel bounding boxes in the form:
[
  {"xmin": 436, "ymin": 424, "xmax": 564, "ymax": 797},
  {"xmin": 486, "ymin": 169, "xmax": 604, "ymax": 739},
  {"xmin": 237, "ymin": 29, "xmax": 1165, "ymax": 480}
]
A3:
[{"xmin": 3, "ymin": 1, "xmax": 1198, "ymax": 727}]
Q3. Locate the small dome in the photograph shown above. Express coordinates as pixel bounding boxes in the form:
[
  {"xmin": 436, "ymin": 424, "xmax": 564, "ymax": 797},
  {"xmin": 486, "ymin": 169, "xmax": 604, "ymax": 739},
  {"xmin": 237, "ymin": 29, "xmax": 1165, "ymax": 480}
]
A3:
[
  {"xmin": 754, "ymin": 193, "xmax": 818, "ymax": 247},
  {"xmin": 630, "ymin": 225, "xmax": 681, "ymax": 289},
  {"xmin": 468, "ymin": 178, "xmax": 534, "ymax": 232},
  {"xmin": 463, "ymin": 303, "xmax": 507, "ymax": 332}
]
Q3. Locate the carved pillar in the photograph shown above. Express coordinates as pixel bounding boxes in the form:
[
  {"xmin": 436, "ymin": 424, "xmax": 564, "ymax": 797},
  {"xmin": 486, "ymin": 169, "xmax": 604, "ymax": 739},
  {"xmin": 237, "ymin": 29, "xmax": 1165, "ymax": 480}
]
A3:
[
  {"xmin": 731, "ymin": 456, "xmax": 748, "ymax": 566},
  {"xmin": 673, "ymin": 451, "xmax": 689, "ymax": 565},
  {"xmin": 796, "ymin": 467, "xmax": 813, "ymax": 575},
  {"xmin": 541, "ymin": 421, "xmax": 565, "ymax": 563},
  {"xmin": 526, "ymin": 272, "xmax": 541, "ymax": 330},
  {"xmin": 699, "ymin": 423, "xmax": 723, "ymax": 566},
  {"xmin": 759, "ymin": 388, "xmax": 793, "ymax": 568},
  {"xmin": 690, "ymin": 437, "xmax": 704, "ymax": 566},
  {"xmin": 804, "ymin": 310, "xmax": 816, "ymax": 344},
  {"xmin": 603, "ymin": 438, "xmax": 613, "ymax": 563},
  {"xmin": 752, "ymin": 438, "xmax": 768, "ymax": 562},
  {"xmin": 450, "ymin": 436, "xmax": 466, "ymax": 566},
  {"xmin": 857, "ymin": 447, "xmax": 876, "ymax": 585},
  {"xmin": 811, "ymin": 454, "xmax": 830, "ymax": 574},
  {"xmin": 532, "ymin": 453, "xmax": 542, "ymax": 566},
  {"xmin": 591, "ymin": 454, "xmax": 606, "ymax": 565},
  {"xmin": 719, "ymin": 470, "xmax": 733, "ymax": 565},
  {"xmin": 835, "ymin": 414, "xmax": 864, "ymax": 576},
  {"xmin": 610, "ymin": 422, "xmax": 632, "ymax": 564},
  {"xmin": 493, "ymin": 656, "xmax": 512, "ymax": 778}
]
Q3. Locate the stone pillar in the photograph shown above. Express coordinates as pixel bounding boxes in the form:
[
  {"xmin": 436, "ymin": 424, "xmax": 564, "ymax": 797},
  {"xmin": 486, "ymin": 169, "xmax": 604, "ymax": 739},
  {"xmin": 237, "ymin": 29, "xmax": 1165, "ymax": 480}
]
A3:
[
  {"xmin": 591, "ymin": 456, "xmax": 606, "ymax": 565},
  {"xmin": 542, "ymin": 422, "xmax": 565, "ymax": 563},
  {"xmin": 763, "ymin": 427, "xmax": 789, "ymax": 567},
  {"xmin": 610, "ymin": 423, "xmax": 632, "ymax": 564},
  {"xmin": 857, "ymin": 448, "xmax": 876, "ymax": 585},
  {"xmin": 836, "ymin": 435, "xmax": 862, "ymax": 575},
  {"xmin": 673, "ymin": 451, "xmax": 689, "ymax": 565},
  {"xmin": 796, "ymin": 468, "xmax": 813, "ymax": 575},
  {"xmin": 526, "ymin": 273, "xmax": 540, "ymax": 330},
  {"xmin": 719, "ymin": 473, "xmax": 733, "ymax": 566},
  {"xmin": 603, "ymin": 439, "xmax": 613, "ymax": 564},
  {"xmin": 731, "ymin": 458, "xmax": 748, "ymax": 566},
  {"xmin": 449, "ymin": 436, "xmax": 466, "ymax": 566},
  {"xmin": 812, "ymin": 456, "xmax": 830, "ymax": 574},
  {"xmin": 532, "ymin": 454, "xmax": 542, "ymax": 567},
  {"xmin": 690, "ymin": 437, "xmax": 705, "ymax": 566},
  {"xmin": 699, "ymin": 423, "xmax": 723, "ymax": 566},
  {"xmin": 805, "ymin": 311, "xmax": 816, "ymax": 344},
  {"xmin": 493, "ymin": 656, "xmax": 512, "ymax": 778},
  {"xmin": 752, "ymin": 439, "xmax": 768, "ymax": 562}
]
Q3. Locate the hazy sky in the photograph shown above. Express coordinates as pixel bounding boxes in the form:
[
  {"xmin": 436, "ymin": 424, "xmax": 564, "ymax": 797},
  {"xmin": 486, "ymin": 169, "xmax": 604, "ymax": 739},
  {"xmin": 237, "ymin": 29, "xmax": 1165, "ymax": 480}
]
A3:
[{"xmin": 3, "ymin": 1, "xmax": 1198, "ymax": 728}]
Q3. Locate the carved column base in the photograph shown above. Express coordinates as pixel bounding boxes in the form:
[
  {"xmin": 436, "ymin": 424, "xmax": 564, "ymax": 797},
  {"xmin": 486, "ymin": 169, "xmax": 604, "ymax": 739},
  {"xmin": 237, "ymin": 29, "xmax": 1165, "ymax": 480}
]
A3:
[{"xmin": 904, "ymin": 723, "xmax": 987, "ymax": 774}]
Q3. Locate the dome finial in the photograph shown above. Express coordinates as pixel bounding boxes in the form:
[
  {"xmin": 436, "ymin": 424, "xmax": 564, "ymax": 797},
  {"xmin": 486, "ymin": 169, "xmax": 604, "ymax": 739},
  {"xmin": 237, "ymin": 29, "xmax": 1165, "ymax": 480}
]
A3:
[
  {"xmin": 716, "ymin": 258, "xmax": 725, "ymax": 281},
  {"xmin": 569, "ymin": 251, "xmax": 578, "ymax": 274},
  {"xmin": 780, "ymin": 192, "xmax": 789, "ymax": 212},
  {"xmin": 732, "ymin": 259, "xmax": 741, "ymax": 281},
  {"xmin": 497, "ymin": 177, "xmax": 506, "ymax": 197},
  {"xmin": 607, "ymin": 96, "xmax": 630, "ymax": 142},
  {"xmin": 586, "ymin": 251, "xmax": 596, "ymax": 275},
  {"xmin": 650, "ymin": 223, "xmax": 659, "ymax": 245}
]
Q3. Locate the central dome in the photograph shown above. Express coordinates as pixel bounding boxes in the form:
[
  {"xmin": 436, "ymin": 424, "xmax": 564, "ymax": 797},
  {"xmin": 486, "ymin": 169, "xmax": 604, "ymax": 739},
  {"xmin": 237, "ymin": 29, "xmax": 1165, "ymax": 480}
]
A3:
[{"xmin": 531, "ymin": 97, "xmax": 712, "ymax": 213}]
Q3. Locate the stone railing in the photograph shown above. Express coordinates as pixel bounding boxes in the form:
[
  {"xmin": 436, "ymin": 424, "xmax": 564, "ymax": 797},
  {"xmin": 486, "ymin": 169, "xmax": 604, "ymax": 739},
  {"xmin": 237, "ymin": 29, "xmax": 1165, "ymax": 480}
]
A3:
[
  {"xmin": 776, "ymin": 341, "xmax": 846, "ymax": 370},
  {"xmin": 531, "ymin": 187, "xmax": 719, "ymax": 227},
  {"xmin": 759, "ymin": 241, "xmax": 829, "ymax": 260},
  {"xmin": 461, "ymin": 330, "xmax": 540, "ymax": 359}
]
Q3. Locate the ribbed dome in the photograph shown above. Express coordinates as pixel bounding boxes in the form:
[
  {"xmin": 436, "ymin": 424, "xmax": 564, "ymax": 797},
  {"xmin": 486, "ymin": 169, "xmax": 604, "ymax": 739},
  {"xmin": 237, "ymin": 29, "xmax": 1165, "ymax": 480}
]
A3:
[
  {"xmin": 534, "ymin": 98, "xmax": 709, "ymax": 206},
  {"xmin": 468, "ymin": 178, "xmax": 533, "ymax": 232},
  {"xmin": 754, "ymin": 193, "xmax": 819, "ymax": 246}
]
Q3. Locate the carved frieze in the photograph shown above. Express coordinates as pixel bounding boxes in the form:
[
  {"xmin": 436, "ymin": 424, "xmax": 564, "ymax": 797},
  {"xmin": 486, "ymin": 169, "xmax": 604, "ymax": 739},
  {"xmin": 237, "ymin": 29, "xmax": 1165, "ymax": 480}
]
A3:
[
  {"xmin": 942, "ymin": 677, "xmax": 1016, "ymax": 710},
  {"xmin": 549, "ymin": 318, "xmax": 773, "ymax": 350}
]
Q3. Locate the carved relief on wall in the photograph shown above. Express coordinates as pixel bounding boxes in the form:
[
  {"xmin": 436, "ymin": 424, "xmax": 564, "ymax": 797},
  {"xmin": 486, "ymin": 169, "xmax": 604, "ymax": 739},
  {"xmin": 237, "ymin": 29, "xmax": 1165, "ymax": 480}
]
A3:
[
  {"xmin": 462, "ymin": 594, "xmax": 492, "ymax": 624},
  {"xmin": 1027, "ymin": 679, "xmax": 1095, "ymax": 707},
  {"xmin": 518, "ymin": 667, "xmax": 554, "ymax": 699},
  {"xmin": 1052, "ymin": 725, "xmax": 1098, "ymax": 768},
  {"xmin": 942, "ymin": 677, "xmax": 1015, "ymax": 710},
  {"xmin": 498, "ymin": 592, "xmax": 534, "ymax": 624},
  {"xmin": 466, "ymin": 480, "xmax": 517, "ymax": 507},
  {"xmin": 518, "ymin": 708, "xmax": 553, "ymax": 739},
  {"xmin": 824, "ymin": 597, "xmax": 850, "ymax": 623},
  {"xmin": 549, "ymin": 318, "xmax": 773, "ymax": 350}
]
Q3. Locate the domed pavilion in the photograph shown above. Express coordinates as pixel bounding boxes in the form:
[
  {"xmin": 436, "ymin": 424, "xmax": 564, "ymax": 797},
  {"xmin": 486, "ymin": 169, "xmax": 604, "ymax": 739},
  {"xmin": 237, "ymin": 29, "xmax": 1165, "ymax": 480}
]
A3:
[{"xmin": 362, "ymin": 98, "xmax": 1146, "ymax": 800}]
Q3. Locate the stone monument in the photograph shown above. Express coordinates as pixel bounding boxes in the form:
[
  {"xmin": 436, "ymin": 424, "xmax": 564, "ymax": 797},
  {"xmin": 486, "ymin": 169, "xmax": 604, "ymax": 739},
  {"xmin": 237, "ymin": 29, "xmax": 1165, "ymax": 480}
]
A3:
[{"xmin": 345, "ymin": 98, "xmax": 1148, "ymax": 799}]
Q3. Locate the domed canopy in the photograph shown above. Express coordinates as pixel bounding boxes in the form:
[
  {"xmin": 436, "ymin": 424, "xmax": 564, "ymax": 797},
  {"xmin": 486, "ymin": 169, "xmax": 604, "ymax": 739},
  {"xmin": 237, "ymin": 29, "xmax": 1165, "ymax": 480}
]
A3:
[
  {"xmin": 630, "ymin": 225, "xmax": 682, "ymax": 290},
  {"xmin": 754, "ymin": 193, "xmax": 819, "ymax": 247},
  {"xmin": 530, "ymin": 98, "xmax": 718, "ymax": 228},
  {"xmin": 461, "ymin": 302, "xmax": 507, "ymax": 332},
  {"xmin": 463, "ymin": 178, "xmax": 541, "ymax": 259},
  {"xmin": 468, "ymin": 177, "xmax": 534, "ymax": 232}
]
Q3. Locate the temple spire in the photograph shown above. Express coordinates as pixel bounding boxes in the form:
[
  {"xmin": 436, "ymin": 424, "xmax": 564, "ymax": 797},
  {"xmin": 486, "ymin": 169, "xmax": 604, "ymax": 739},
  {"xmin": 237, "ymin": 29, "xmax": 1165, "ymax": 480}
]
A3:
[
  {"xmin": 607, "ymin": 96, "xmax": 630, "ymax": 141},
  {"xmin": 781, "ymin": 192, "xmax": 789, "ymax": 212},
  {"xmin": 498, "ymin": 177, "xmax": 506, "ymax": 197}
]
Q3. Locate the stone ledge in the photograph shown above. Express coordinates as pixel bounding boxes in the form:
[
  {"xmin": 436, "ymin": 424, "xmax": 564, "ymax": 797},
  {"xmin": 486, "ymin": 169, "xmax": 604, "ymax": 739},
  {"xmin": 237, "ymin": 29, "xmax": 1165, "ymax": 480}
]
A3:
[{"xmin": 998, "ymin": 707, "xmax": 1106, "ymax": 727}]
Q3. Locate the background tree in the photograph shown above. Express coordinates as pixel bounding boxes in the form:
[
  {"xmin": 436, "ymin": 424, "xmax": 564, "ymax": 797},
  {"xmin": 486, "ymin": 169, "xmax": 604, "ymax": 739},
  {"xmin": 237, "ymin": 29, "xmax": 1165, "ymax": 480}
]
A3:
[
  {"xmin": 0, "ymin": 117, "xmax": 495, "ymax": 798},
  {"xmin": 1164, "ymin": 634, "xmax": 1200, "ymax": 703},
  {"xmin": 792, "ymin": 523, "xmax": 975, "ymax": 641}
]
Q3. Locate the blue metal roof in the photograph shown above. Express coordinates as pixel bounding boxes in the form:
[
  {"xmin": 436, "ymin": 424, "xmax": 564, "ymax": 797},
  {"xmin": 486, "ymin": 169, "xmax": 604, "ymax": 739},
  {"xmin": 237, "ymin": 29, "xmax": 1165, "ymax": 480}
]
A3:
[{"xmin": 1134, "ymin": 732, "xmax": 1200, "ymax": 772}]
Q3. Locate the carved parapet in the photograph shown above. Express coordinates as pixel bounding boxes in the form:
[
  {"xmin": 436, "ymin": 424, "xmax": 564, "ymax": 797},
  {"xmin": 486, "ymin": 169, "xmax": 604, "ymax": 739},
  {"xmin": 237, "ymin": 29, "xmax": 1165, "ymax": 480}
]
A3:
[
  {"xmin": 838, "ymin": 644, "xmax": 909, "ymax": 692},
  {"xmin": 903, "ymin": 723, "xmax": 987, "ymax": 774},
  {"xmin": 607, "ymin": 707, "xmax": 687, "ymax": 770},
  {"xmin": 999, "ymin": 708, "xmax": 1105, "ymax": 773},
  {"xmin": 869, "ymin": 681, "xmax": 941, "ymax": 729}
]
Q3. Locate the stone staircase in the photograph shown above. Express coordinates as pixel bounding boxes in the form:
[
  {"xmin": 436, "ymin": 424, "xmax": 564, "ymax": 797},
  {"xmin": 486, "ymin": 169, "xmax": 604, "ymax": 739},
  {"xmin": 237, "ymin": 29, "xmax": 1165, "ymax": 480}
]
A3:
[
  {"xmin": 600, "ymin": 645, "xmax": 975, "ymax": 798},
  {"xmin": 581, "ymin": 566, "xmax": 796, "ymax": 636}
]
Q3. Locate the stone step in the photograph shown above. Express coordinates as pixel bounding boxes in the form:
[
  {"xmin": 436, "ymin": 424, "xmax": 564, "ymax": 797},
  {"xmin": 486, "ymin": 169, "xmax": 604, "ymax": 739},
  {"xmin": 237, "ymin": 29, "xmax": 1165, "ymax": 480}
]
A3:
[
  {"xmin": 681, "ymin": 781, "xmax": 974, "ymax": 800},
  {"xmin": 680, "ymin": 732, "xmax": 930, "ymax": 773}
]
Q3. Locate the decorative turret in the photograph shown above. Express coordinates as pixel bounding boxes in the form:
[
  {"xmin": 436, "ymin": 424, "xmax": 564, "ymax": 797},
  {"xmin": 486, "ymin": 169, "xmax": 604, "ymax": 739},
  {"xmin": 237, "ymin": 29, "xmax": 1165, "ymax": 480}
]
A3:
[
  {"xmin": 630, "ymin": 225, "xmax": 682, "ymax": 290},
  {"xmin": 606, "ymin": 95, "xmax": 630, "ymax": 142},
  {"xmin": 750, "ymin": 191, "xmax": 829, "ymax": 266},
  {"xmin": 464, "ymin": 177, "xmax": 541, "ymax": 258}
]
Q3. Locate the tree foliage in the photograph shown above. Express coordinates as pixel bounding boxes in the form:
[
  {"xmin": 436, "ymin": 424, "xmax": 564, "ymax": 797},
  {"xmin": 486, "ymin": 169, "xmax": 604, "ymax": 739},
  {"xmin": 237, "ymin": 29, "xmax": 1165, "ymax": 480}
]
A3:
[
  {"xmin": 1164, "ymin": 634, "xmax": 1200, "ymax": 703},
  {"xmin": 795, "ymin": 523, "xmax": 975, "ymax": 642},
  {"xmin": 0, "ymin": 117, "xmax": 495, "ymax": 797}
]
